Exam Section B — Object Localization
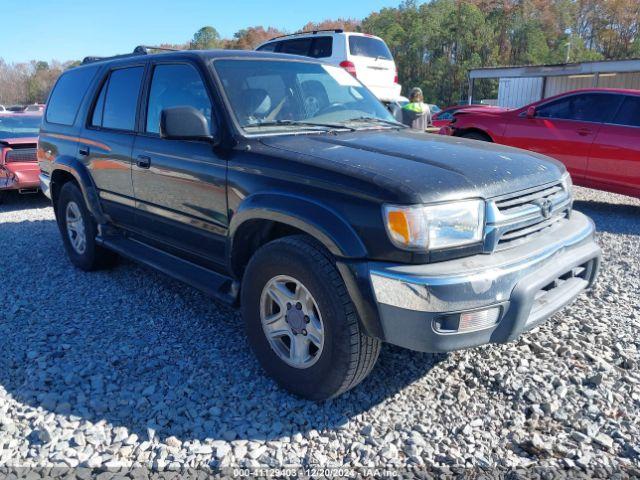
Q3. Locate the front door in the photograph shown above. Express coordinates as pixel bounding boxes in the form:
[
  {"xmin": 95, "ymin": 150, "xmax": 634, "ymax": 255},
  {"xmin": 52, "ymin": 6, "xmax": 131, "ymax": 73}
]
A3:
[
  {"xmin": 504, "ymin": 93, "xmax": 622, "ymax": 181},
  {"xmin": 131, "ymin": 62, "xmax": 228, "ymax": 269}
]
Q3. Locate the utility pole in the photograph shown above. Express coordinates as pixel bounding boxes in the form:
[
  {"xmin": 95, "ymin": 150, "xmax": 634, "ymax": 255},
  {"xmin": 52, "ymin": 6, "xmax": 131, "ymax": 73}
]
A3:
[{"xmin": 565, "ymin": 28, "xmax": 573, "ymax": 63}]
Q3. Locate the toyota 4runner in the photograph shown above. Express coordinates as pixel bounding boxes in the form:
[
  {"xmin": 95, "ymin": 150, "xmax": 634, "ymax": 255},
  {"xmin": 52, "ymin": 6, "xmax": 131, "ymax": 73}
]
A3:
[{"xmin": 39, "ymin": 47, "xmax": 601, "ymax": 400}]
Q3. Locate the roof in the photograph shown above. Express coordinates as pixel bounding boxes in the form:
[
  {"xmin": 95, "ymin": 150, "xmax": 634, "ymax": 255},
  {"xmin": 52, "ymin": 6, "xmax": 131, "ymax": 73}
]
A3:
[
  {"xmin": 469, "ymin": 58, "xmax": 640, "ymax": 79},
  {"xmin": 78, "ymin": 48, "xmax": 313, "ymax": 68}
]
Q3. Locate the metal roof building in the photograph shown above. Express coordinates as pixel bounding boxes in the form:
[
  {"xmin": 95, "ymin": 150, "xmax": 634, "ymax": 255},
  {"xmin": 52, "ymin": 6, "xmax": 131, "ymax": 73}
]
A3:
[{"xmin": 468, "ymin": 58, "xmax": 640, "ymax": 108}]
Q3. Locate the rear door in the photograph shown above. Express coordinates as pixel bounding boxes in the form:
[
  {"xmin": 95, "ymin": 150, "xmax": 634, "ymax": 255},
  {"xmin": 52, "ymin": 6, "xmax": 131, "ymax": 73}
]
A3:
[
  {"xmin": 82, "ymin": 64, "xmax": 146, "ymax": 228},
  {"xmin": 347, "ymin": 34, "xmax": 396, "ymax": 92},
  {"xmin": 502, "ymin": 93, "xmax": 622, "ymax": 181},
  {"xmin": 131, "ymin": 61, "xmax": 228, "ymax": 269},
  {"xmin": 586, "ymin": 94, "xmax": 640, "ymax": 196}
]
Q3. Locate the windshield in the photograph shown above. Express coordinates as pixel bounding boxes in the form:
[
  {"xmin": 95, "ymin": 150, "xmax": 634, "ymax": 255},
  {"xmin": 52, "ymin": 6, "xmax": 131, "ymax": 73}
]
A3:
[
  {"xmin": 212, "ymin": 59, "xmax": 399, "ymax": 134},
  {"xmin": 0, "ymin": 115, "xmax": 41, "ymax": 139}
]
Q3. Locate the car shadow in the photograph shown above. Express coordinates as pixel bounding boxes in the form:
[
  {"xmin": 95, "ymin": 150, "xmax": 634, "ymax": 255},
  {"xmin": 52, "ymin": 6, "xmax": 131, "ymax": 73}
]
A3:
[
  {"xmin": 0, "ymin": 216, "xmax": 444, "ymax": 446},
  {"xmin": 0, "ymin": 191, "xmax": 50, "ymax": 212},
  {"xmin": 573, "ymin": 199, "xmax": 640, "ymax": 236}
]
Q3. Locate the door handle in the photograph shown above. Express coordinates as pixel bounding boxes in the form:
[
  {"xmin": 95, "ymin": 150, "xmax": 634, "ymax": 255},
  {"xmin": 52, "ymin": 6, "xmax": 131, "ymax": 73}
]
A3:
[
  {"xmin": 136, "ymin": 155, "xmax": 151, "ymax": 169},
  {"xmin": 79, "ymin": 145, "xmax": 90, "ymax": 156},
  {"xmin": 576, "ymin": 128, "xmax": 592, "ymax": 136}
]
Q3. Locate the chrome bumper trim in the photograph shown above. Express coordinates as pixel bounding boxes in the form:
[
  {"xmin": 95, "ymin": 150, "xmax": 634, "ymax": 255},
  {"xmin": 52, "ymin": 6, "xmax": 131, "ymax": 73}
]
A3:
[
  {"xmin": 370, "ymin": 211, "xmax": 597, "ymax": 313},
  {"xmin": 39, "ymin": 173, "xmax": 51, "ymax": 199}
]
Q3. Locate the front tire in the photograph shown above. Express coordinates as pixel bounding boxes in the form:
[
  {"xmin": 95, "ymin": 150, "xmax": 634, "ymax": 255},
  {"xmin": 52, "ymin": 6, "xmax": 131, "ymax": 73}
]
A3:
[
  {"xmin": 55, "ymin": 182, "xmax": 118, "ymax": 271},
  {"xmin": 241, "ymin": 235, "xmax": 381, "ymax": 400}
]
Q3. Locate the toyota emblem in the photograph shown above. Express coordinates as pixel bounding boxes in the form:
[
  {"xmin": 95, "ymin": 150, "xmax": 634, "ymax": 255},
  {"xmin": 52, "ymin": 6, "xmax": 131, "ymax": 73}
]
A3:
[{"xmin": 536, "ymin": 198, "xmax": 553, "ymax": 218}]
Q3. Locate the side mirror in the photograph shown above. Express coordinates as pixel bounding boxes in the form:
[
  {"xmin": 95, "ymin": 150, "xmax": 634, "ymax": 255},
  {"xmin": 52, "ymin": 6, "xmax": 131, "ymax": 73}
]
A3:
[
  {"xmin": 160, "ymin": 106, "xmax": 219, "ymax": 144},
  {"xmin": 526, "ymin": 106, "xmax": 537, "ymax": 119}
]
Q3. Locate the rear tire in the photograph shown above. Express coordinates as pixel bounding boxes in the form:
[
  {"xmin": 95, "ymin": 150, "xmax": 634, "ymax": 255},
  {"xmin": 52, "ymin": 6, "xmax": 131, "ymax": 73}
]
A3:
[
  {"xmin": 241, "ymin": 235, "xmax": 381, "ymax": 401},
  {"xmin": 55, "ymin": 182, "xmax": 118, "ymax": 271},
  {"xmin": 460, "ymin": 131, "xmax": 492, "ymax": 142}
]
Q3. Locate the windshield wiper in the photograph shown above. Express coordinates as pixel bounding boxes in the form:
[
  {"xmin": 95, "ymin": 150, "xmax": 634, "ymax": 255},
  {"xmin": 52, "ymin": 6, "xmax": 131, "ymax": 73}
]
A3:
[
  {"xmin": 245, "ymin": 120, "xmax": 355, "ymax": 132},
  {"xmin": 345, "ymin": 116, "xmax": 406, "ymax": 129}
]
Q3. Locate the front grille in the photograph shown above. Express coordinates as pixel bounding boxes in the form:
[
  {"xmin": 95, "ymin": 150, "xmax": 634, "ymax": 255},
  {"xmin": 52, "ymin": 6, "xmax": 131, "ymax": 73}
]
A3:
[
  {"xmin": 4, "ymin": 147, "xmax": 37, "ymax": 163},
  {"xmin": 484, "ymin": 181, "xmax": 572, "ymax": 252}
]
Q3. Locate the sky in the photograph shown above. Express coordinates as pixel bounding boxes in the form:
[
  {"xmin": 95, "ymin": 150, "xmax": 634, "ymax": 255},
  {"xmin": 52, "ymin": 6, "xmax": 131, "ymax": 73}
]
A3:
[{"xmin": 1, "ymin": 0, "xmax": 400, "ymax": 64}]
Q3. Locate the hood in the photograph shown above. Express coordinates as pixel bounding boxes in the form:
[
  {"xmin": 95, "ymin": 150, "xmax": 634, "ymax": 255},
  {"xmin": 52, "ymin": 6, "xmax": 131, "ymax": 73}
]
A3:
[
  {"xmin": 0, "ymin": 136, "xmax": 38, "ymax": 147},
  {"xmin": 260, "ymin": 129, "xmax": 565, "ymax": 203},
  {"xmin": 455, "ymin": 107, "xmax": 509, "ymax": 116}
]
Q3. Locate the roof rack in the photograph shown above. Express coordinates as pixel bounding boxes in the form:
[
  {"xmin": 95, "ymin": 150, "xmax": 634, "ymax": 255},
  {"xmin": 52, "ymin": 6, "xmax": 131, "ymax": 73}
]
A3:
[
  {"xmin": 267, "ymin": 29, "xmax": 344, "ymax": 41},
  {"xmin": 82, "ymin": 45, "xmax": 183, "ymax": 65}
]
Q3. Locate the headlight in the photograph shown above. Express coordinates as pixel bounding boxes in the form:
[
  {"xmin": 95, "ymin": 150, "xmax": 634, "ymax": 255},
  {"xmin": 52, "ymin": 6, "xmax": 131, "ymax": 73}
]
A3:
[
  {"xmin": 561, "ymin": 173, "xmax": 573, "ymax": 195},
  {"xmin": 383, "ymin": 200, "xmax": 485, "ymax": 251}
]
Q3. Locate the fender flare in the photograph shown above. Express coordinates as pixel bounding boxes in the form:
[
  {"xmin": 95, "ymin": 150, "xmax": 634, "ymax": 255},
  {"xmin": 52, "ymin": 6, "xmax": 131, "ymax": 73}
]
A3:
[
  {"xmin": 228, "ymin": 192, "xmax": 368, "ymax": 261},
  {"xmin": 50, "ymin": 157, "xmax": 105, "ymax": 223},
  {"xmin": 228, "ymin": 193, "xmax": 384, "ymax": 338}
]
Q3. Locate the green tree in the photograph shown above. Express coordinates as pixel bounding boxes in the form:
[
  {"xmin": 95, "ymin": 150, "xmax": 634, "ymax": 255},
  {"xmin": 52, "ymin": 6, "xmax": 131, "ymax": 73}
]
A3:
[{"xmin": 190, "ymin": 26, "xmax": 221, "ymax": 50}]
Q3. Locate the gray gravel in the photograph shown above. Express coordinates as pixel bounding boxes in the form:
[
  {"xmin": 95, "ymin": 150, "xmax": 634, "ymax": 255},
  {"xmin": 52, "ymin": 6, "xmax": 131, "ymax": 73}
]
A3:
[{"xmin": 0, "ymin": 187, "xmax": 638, "ymax": 474}]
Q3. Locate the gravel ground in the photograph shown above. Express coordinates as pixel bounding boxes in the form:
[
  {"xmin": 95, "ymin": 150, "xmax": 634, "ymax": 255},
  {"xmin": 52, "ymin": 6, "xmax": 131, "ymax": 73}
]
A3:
[{"xmin": 0, "ymin": 186, "xmax": 638, "ymax": 475}]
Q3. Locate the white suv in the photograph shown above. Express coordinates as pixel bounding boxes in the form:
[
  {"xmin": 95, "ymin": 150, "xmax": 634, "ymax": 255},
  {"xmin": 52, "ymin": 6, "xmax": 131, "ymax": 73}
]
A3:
[{"xmin": 256, "ymin": 30, "xmax": 402, "ymax": 102}]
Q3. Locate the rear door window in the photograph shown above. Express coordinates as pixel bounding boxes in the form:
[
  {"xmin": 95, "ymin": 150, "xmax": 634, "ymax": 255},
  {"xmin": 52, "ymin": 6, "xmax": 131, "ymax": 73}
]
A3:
[
  {"xmin": 91, "ymin": 66, "xmax": 144, "ymax": 131},
  {"xmin": 91, "ymin": 79, "xmax": 107, "ymax": 127},
  {"xmin": 611, "ymin": 95, "xmax": 640, "ymax": 127},
  {"xmin": 348, "ymin": 36, "xmax": 392, "ymax": 60},
  {"xmin": 46, "ymin": 66, "xmax": 98, "ymax": 125},
  {"xmin": 279, "ymin": 38, "xmax": 313, "ymax": 56}
]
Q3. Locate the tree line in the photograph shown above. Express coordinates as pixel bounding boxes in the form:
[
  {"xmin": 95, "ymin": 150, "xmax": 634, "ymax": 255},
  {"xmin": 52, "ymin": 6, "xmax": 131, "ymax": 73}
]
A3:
[{"xmin": 1, "ymin": 0, "xmax": 638, "ymax": 107}]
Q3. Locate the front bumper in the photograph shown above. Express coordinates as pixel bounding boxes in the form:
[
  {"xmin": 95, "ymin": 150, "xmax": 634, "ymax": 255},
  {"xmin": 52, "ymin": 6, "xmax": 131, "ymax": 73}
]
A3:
[{"xmin": 368, "ymin": 211, "xmax": 600, "ymax": 352}]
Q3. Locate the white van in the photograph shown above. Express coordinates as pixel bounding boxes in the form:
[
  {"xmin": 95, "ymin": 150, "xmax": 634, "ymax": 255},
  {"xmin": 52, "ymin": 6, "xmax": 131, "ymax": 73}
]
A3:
[{"xmin": 256, "ymin": 30, "xmax": 402, "ymax": 102}]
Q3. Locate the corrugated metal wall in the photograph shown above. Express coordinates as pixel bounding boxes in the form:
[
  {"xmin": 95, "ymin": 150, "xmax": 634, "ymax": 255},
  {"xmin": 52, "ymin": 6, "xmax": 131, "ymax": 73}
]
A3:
[
  {"xmin": 497, "ymin": 72, "xmax": 640, "ymax": 108},
  {"xmin": 494, "ymin": 71, "xmax": 640, "ymax": 107},
  {"xmin": 544, "ymin": 72, "xmax": 640, "ymax": 98},
  {"xmin": 545, "ymin": 75, "xmax": 596, "ymax": 97},
  {"xmin": 497, "ymin": 77, "xmax": 544, "ymax": 108},
  {"xmin": 596, "ymin": 72, "xmax": 640, "ymax": 90}
]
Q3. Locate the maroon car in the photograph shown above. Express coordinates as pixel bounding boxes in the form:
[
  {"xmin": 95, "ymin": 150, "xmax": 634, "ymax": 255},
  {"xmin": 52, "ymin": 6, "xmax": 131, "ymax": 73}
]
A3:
[{"xmin": 0, "ymin": 113, "xmax": 42, "ymax": 202}]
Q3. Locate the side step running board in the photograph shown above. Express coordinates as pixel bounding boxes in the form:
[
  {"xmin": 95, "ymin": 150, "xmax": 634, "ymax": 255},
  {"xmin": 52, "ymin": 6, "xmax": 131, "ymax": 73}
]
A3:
[{"xmin": 97, "ymin": 235, "xmax": 238, "ymax": 306}]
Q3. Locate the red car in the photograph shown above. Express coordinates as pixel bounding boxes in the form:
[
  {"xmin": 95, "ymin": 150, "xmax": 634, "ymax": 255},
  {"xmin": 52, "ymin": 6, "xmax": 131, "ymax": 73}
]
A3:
[
  {"xmin": 441, "ymin": 88, "xmax": 640, "ymax": 198},
  {"xmin": 0, "ymin": 113, "xmax": 42, "ymax": 202},
  {"xmin": 431, "ymin": 104, "xmax": 498, "ymax": 128}
]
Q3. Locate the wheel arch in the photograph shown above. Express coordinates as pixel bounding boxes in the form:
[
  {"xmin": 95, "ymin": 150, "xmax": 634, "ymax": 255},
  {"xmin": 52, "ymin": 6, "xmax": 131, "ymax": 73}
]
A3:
[
  {"xmin": 455, "ymin": 127, "xmax": 495, "ymax": 142},
  {"xmin": 228, "ymin": 192, "xmax": 368, "ymax": 279},
  {"xmin": 50, "ymin": 158, "xmax": 104, "ymax": 222}
]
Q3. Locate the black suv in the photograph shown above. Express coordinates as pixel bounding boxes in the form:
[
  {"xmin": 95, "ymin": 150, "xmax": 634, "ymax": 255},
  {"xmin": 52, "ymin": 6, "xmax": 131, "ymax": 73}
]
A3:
[{"xmin": 39, "ymin": 47, "xmax": 601, "ymax": 400}]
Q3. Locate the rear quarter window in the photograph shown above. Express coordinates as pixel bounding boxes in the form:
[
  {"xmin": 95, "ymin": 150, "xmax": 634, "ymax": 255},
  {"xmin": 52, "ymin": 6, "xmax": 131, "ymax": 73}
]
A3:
[
  {"xmin": 309, "ymin": 37, "xmax": 332, "ymax": 58},
  {"xmin": 348, "ymin": 36, "xmax": 392, "ymax": 60},
  {"xmin": 45, "ymin": 66, "xmax": 98, "ymax": 125}
]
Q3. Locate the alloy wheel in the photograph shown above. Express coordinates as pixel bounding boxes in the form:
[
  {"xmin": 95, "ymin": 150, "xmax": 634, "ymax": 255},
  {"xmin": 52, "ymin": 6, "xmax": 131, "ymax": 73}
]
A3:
[
  {"xmin": 259, "ymin": 275, "xmax": 325, "ymax": 369},
  {"xmin": 65, "ymin": 201, "xmax": 87, "ymax": 255}
]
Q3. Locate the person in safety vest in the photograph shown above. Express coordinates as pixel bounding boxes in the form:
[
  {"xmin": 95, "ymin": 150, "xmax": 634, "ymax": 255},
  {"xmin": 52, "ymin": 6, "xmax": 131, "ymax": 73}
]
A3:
[{"xmin": 401, "ymin": 87, "xmax": 432, "ymax": 130}]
